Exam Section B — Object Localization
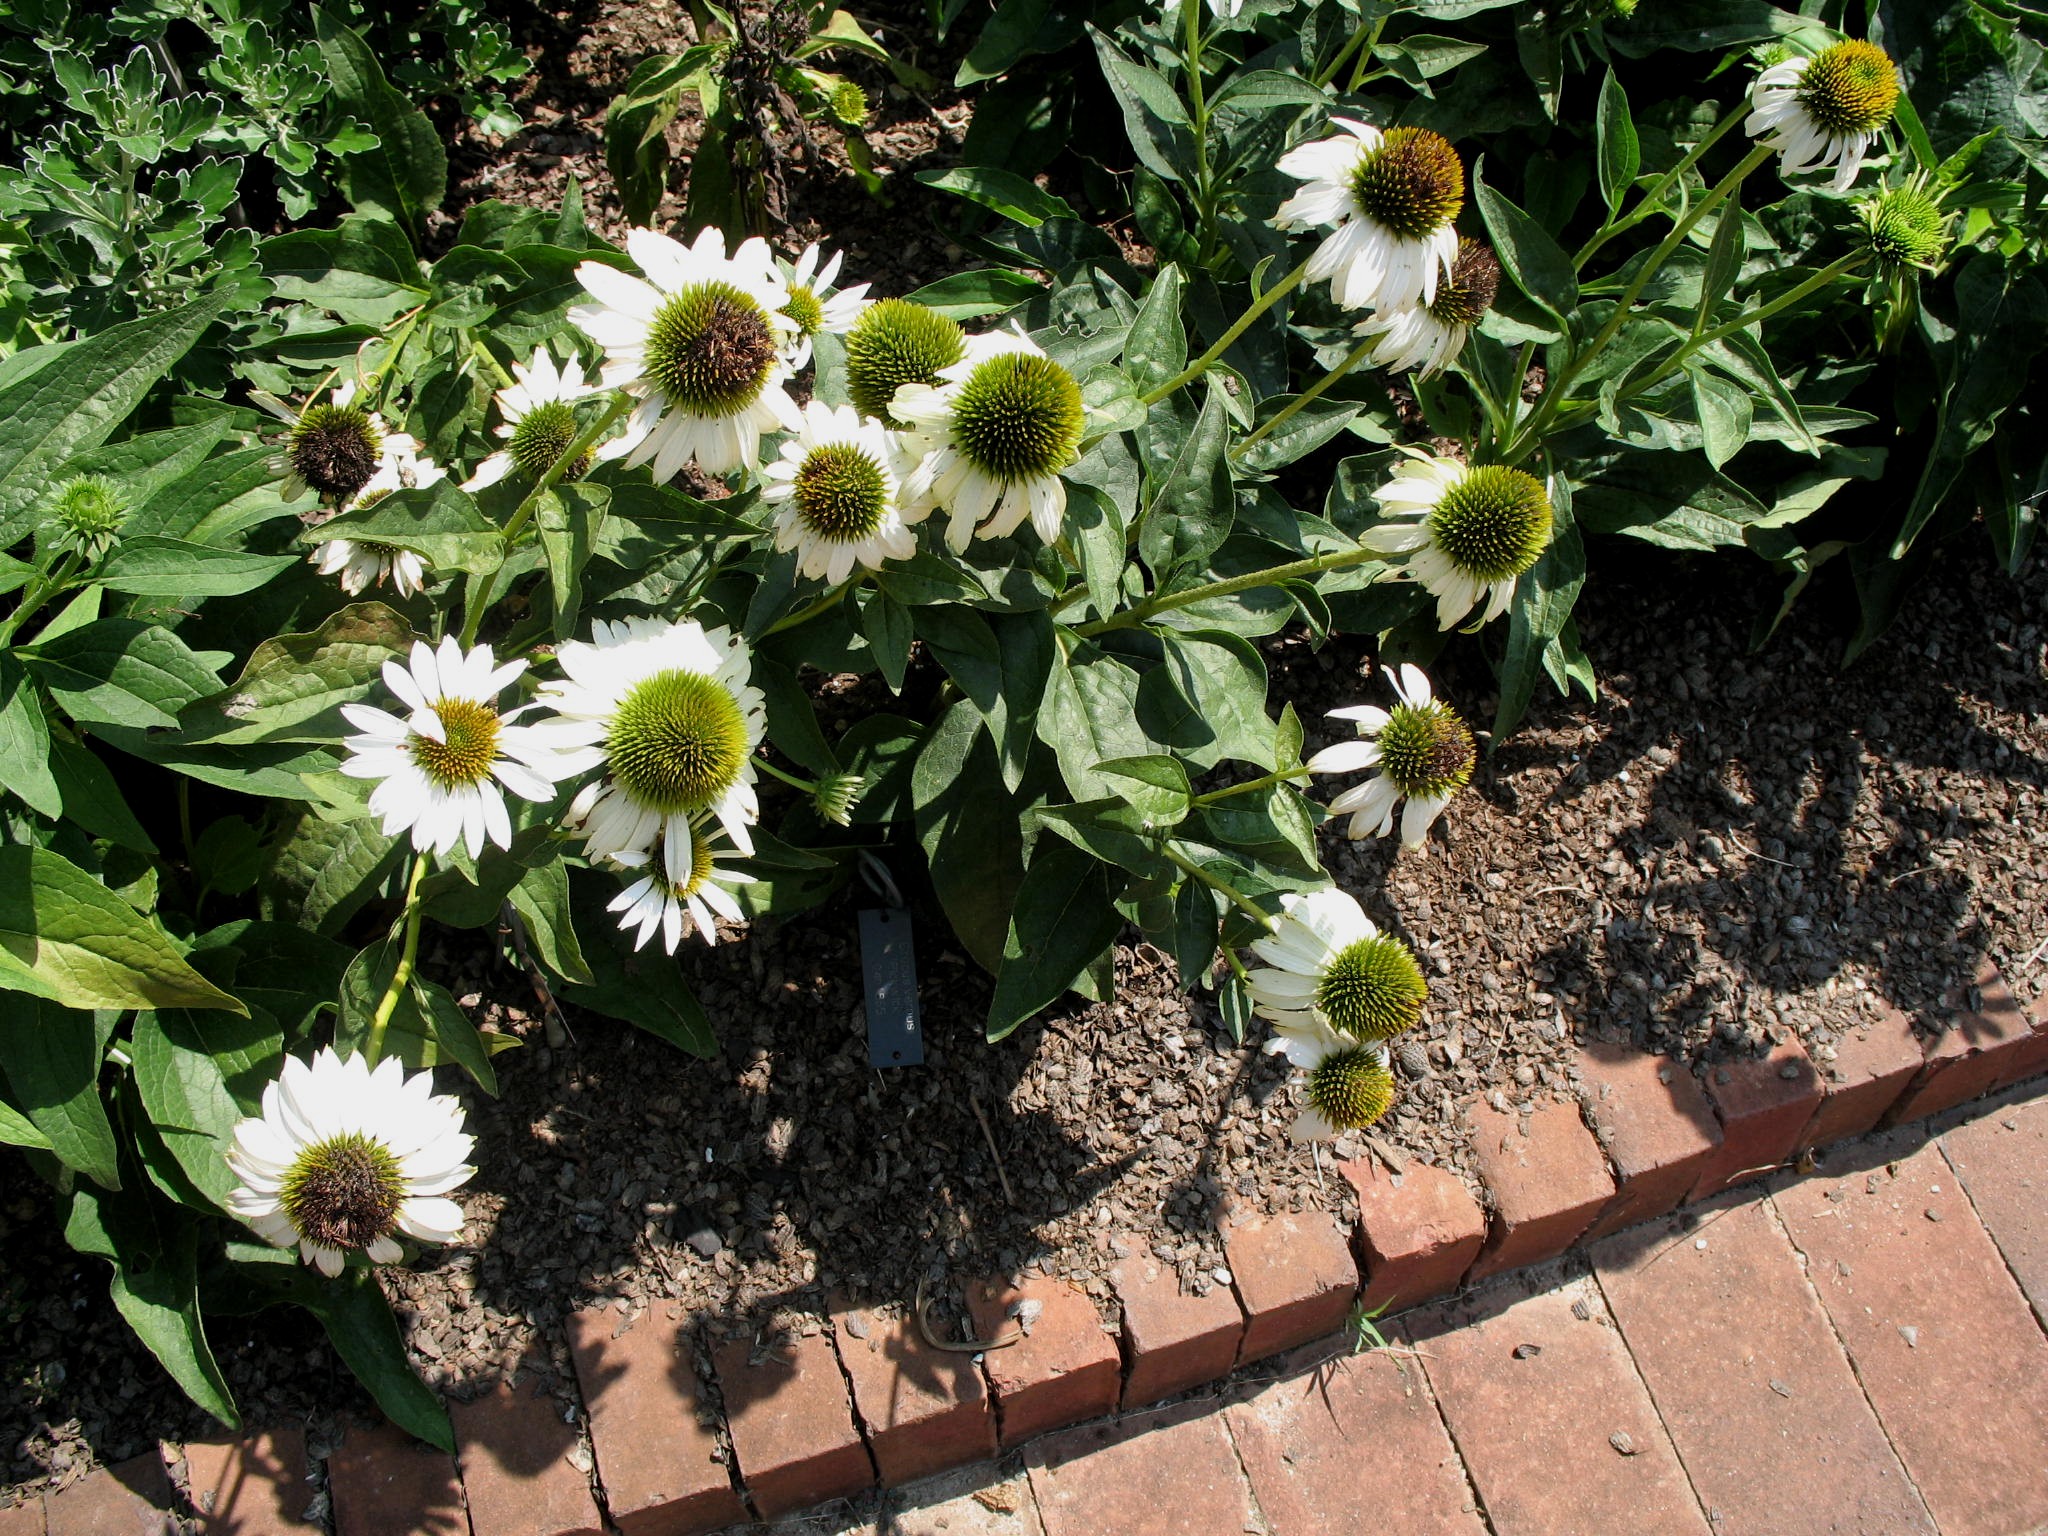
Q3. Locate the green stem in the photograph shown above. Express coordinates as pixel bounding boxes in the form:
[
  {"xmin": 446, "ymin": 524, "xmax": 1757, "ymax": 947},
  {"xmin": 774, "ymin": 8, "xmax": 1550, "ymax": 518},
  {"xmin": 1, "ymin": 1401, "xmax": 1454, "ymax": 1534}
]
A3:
[
  {"xmin": 1235, "ymin": 336, "xmax": 1375, "ymax": 456},
  {"xmin": 1345, "ymin": 17, "xmax": 1390, "ymax": 94},
  {"xmin": 756, "ymin": 756, "xmax": 820, "ymax": 793},
  {"xmin": 365, "ymin": 853, "xmax": 431, "ymax": 1066},
  {"xmin": 1159, "ymin": 843, "xmax": 1274, "ymax": 930},
  {"xmin": 1191, "ymin": 765, "xmax": 1312, "ymax": 806},
  {"xmin": 1315, "ymin": 12, "xmax": 1385, "ymax": 90},
  {"xmin": 764, "ymin": 574, "xmax": 862, "ymax": 636},
  {"xmin": 1573, "ymin": 103, "xmax": 1749, "ymax": 270},
  {"xmin": 1140, "ymin": 256, "xmax": 1312, "ymax": 405},
  {"xmin": 0, "ymin": 551, "xmax": 80, "ymax": 645},
  {"xmin": 1075, "ymin": 543, "xmax": 1378, "ymax": 636}
]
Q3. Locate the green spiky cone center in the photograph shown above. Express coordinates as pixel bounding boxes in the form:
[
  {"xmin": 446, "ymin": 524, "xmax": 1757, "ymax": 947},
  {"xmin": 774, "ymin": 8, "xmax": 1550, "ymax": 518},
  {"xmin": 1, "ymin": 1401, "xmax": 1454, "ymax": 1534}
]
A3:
[
  {"xmin": 1866, "ymin": 187, "xmax": 1947, "ymax": 267},
  {"xmin": 1797, "ymin": 40, "xmax": 1899, "ymax": 136},
  {"xmin": 1376, "ymin": 700, "xmax": 1476, "ymax": 800},
  {"xmin": 1315, "ymin": 934, "xmax": 1428, "ymax": 1040},
  {"xmin": 290, "ymin": 402, "xmax": 384, "ymax": 502},
  {"xmin": 1349, "ymin": 127, "xmax": 1465, "ymax": 241},
  {"xmin": 606, "ymin": 668, "xmax": 750, "ymax": 814},
  {"xmin": 1428, "ymin": 240, "xmax": 1502, "ymax": 327},
  {"xmin": 793, "ymin": 443, "xmax": 890, "ymax": 541},
  {"xmin": 407, "ymin": 697, "xmax": 502, "ymax": 789},
  {"xmin": 1306, "ymin": 1049, "xmax": 1398, "ymax": 1130},
  {"xmin": 508, "ymin": 400, "xmax": 591, "ymax": 482},
  {"xmin": 282, "ymin": 1131, "xmax": 406, "ymax": 1252},
  {"xmin": 643, "ymin": 281, "xmax": 779, "ymax": 417},
  {"xmin": 1428, "ymin": 464, "xmax": 1554, "ymax": 582},
  {"xmin": 830, "ymin": 81, "xmax": 870, "ymax": 129},
  {"xmin": 949, "ymin": 353, "xmax": 1084, "ymax": 483},
  {"xmin": 844, "ymin": 299, "xmax": 966, "ymax": 422},
  {"xmin": 783, "ymin": 284, "xmax": 825, "ymax": 337}
]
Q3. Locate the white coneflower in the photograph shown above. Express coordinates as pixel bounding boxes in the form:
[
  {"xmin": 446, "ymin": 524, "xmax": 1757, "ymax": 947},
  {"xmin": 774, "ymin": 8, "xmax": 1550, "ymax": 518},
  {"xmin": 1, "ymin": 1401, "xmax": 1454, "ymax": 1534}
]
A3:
[
  {"xmin": 1262, "ymin": 1013, "xmax": 1397, "ymax": 1142},
  {"xmin": 605, "ymin": 821, "xmax": 755, "ymax": 952},
  {"xmin": 1358, "ymin": 453, "xmax": 1553, "ymax": 630},
  {"xmin": 1275, "ymin": 120, "xmax": 1465, "ymax": 312},
  {"xmin": 536, "ymin": 617, "xmax": 767, "ymax": 866},
  {"xmin": 760, "ymin": 400, "xmax": 919, "ymax": 582},
  {"xmin": 1746, "ymin": 39, "xmax": 1899, "ymax": 192},
  {"xmin": 891, "ymin": 325, "xmax": 1084, "ymax": 550},
  {"xmin": 1310, "ymin": 663, "xmax": 1475, "ymax": 847},
  {"xmin": 339, "ymin": 636, "xmax": 573, "ymax": 858},
  {"xmin": 778, "ymin": 243, "xmax": 873, "ymax": 370},
  {"xmin": 1246, "ymin": 887, "xmax": 1428, "ymax": 1041},
  {"xmin": 308, "ymin": 428, "xmax": 448, "ymax": 599},
  {"xmin": 568, "ymin": 227, "xmax": 800, "ymax": 479},
  {"xmin": 1354, "ymin": 239, "xmax": 1501, "ymax": 380},
  {"xmin": 461, "ymin": 347, "xmax": 610, "ymax": 492},
  {"xmin": 844, "ymin": 298, "xmax": 967, "ymax": 425},
  {"xmin": 268, "ymin": 379, "xmax": 404, "ymax": 507},
  {"xmin": 225, "ymin": 1047, "xmax": 473, "ymax": 1278}
]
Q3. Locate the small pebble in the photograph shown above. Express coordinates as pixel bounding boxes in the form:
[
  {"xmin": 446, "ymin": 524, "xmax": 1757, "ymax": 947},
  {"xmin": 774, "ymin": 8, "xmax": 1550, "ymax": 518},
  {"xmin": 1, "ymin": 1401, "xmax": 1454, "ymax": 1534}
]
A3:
[
  {"xmin": 1925, "ymin": 1208, "xmax": 1943, "ymax": 1222},
  {"xmin": 1695, "ymin": 1238, "xmax": 1708, "ymax": 1250},
  {"xmin": 1768, "ymin": 1379, "xmax": 1792, "ymax": 1398},
  {"xmin": 1212, "ymin": 1267, "xmax": 1233, "ymax": 1286},
  {"xmin": 685, "ymin": 1227, "xmax": 722, "ymax": 1259},
  {"xmin": 1610, "ymin": 1431, "xmax": 1639, "ymax": 1456},
  {"xmin": 1898, "ymin": 1325, "xmax": 1919, "ymax": 1349},
  {"xmin": 1512, "ymin": 1343, "xmax": 1542, "ymax": 1360}
]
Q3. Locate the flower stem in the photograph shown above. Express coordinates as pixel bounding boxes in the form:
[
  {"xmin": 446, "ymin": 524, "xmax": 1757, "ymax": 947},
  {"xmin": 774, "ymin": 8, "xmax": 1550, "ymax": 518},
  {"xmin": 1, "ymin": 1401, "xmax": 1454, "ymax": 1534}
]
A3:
[
  {"xmin": 755, "ymin": 756, "xmax": 820, "ymax": 793},
  {"xmin": 764, "ymin": 574, "xmax": 862, "ymax": 636},
  {"xmin": 1191, "ymin": 766, "xmax": 1312, "ymax": 806},
  {"xmin": 1159, "ymin": 842, "xmax": 1274, "ymax": 931},
  {"xmin": 1315, "ymin": 12, "xmax": 1386, "ymax": 90},
  {"xmin": 1139, "ymin": 255, "xmax": 1312, "ymax": 405},
  {"xmin": 1074, "ymin": 543, "xmax": 1379, "ymax": 636},
  {"xmin": 1572, "ymin": 102, "xmax": 1749, "ymax": 270},
  {"xmin": 365, "ymin": 852, "xmax": 431, "ymax": 1066},
  {"xmin": 1233, "ymin": 335, "xmax": 1375, "ymax": 456}
]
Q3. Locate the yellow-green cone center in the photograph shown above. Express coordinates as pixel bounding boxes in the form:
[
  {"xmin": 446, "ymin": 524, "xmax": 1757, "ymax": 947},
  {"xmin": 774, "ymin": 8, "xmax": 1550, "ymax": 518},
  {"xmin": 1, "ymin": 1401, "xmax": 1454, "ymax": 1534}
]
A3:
[
  {"xmin": 290, "ymin": 403, "xmax": 384, "ymax": 502},
  {"xmin": 606, "ymin": 668, "xmax": 750, "ymax": 814},
  {"xmin": 949, "ymin": 353, "xmax": 1084, "ymax": 483},
  {"xmin": 282, "ymin": 1131, "xmax": 406, "ymax": 1252},
  {"xmin": 1306, "ymin": 1049, "xmax": 1397, "ymax": 1130},
  {"xmin": 783, "ymin": 285, "xmax": 825, "ymax": 337},
  {"xmin": 845, "ymin": 299, "xmax": 966, "ymax": 422},
  {"xmin": 1867, "ymin": 188, "xmax": 1947, "ymax": 267},
  {"xmin": 1797, "ymin": 40, "xmax": 1899, "ymax": 136},
  {"xmin": 1376, "ymin": 701, "xmax": 1475, "ymax": 800},
  {"xmin": 1315, "ymin": 935, "xmax": 1427, "ymax": 1040},
  {"xmin": 408, "ymin": 697, "xmax": 502, "ymax": 789},
  {"xmin": 1349, "ymin": 127, "xmax": 1465, "ymax": 241},
  {"xmin": 793, "ymin": 443, "xmax": 889, "ymax": 541},
  {"xmin": 509, "ymin": 400, "xmax": 590, "ymax": 481},
  {"xmin": 1428, "ymin": 465, "xmax": 1553, "ymax": 582},
  {"xmin": 643, "ymin": 281, "xmax": 778, "ymax": 417}
]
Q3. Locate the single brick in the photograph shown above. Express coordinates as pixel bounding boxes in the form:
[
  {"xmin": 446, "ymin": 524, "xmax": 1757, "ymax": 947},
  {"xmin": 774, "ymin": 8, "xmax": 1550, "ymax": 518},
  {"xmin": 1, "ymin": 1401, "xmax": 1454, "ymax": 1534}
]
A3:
[
  {"xmin": 0, "ymin": 1498, "xmax": 42, "ymax": 1536},
  {"xmin": 713, "ymin": 1330, "xmax": 874, "ymax": 1517},
  {"xmin": 1800, "ymin": 1006, "xmax": 1924, "ymax": 1151},
  {"xmin": 1338, "ymin": 1156, "xmax": 1485, "ymax": 1314},
  {"xmin": 1026, "ymin": 1400, "xmax": 1259, "ymax": 1536},
  {"xmin": 1692, "ymin": 1040, "xmax": 1821, "ymax": 1198},
  {"xmin": 1595, "ymin": 1197, "xmax": 1934, "ymax": 1534},
  {"xmin": 1223, "ymin": 1211, "xmax": 1358, "ymax": 1363},
  {"xmin": 966, "ymin": 1276, "xmax": 1120, "ymax": 1447},
  {"xmin": 43, "ymin": 1454, "xmax": 177, "ymax": 1536},
  {"xmin": 1574, "ymin": 1044, "xmax": 1724, "ymax": 1239},
  {"xmin": 1941, "ymin": 1097, "xmax": 2048, "ymax": 1328},
  {"xmin": 1891, "ymin": 962, "xmax": 2030, "ymax": 1123},
  {"xmin": 564, "ymin": 1305, "xmax": 747, "ymax": 1534},
  {"xmin": 180, "ymin": 1429, "xmax": 316, "ymax": 1532},
  {"xmin": 1106, "ymin": 1243, "xmax": 1244, "ymax": 1408},
  {"xmin": 1773, "ymin": 1131, "xmax": 2048, "ymax": 1536},
  {"xmin": 1462, "ymin": 1098, "xmax": 1615, "ymax": 1282},
  {"xmin": 326, "ymin": 1421, "xmax": 466, "ymax": 1536},
  {"xmin": 1989, "ymin": 984, "xmax": 2048, "ymax": 1091},
  {"xmin": 1413, "ymin": 1276, "xmax": 1708, "ymax": 1535},
  {"xmin": 1225, "ymin": 1338, "xmax": 1485, "ymax": 1534},
  {"xmin": 451, "ymin": 1375, "xmax": 603, "ymax": 1536},
  {"xmin": 833, "ymin": 1305, "xmax": 996, "ymax": 1485}
]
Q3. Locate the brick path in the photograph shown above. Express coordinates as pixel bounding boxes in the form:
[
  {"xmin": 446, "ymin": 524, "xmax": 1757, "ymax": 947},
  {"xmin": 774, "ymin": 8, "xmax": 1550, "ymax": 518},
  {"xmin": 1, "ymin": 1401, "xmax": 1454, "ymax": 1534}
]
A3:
[{"xmin": 737, "ymin": 1084, "xmax": 2048, "ymax": 1536}]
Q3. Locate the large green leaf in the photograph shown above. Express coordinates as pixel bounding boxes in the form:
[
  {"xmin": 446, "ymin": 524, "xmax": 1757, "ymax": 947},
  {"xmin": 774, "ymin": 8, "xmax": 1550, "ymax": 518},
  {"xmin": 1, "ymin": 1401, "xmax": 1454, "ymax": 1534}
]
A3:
[
  {"xmin": 987, "ymin": 837, "xmax": 1124, "ymax": 1041},
  {"xmin": 0, "ymin": 847, "xmax": 245, "ymax": 1013},
  {"xmin": 130, "ymin": 1006, "xmax": 286, "ymax": 1212},
  {"xmin": 23, "ymin": 618, "xmax": 226, "ymax": 730},
  {"xmin": 313, "ymin": 7, "xmax": 447, "ymax": 230},
  {"xmin": 1595, "ymin": 69, "xmax": 1640, "ymax": 211},
  {"xmin": 0, "ymin": 993, "xmax": 120, "ymax": 1186},
  {"xmin": 1474, "ymin": 161, "xmax": 1578, "ymax": 318},
  {"xmin": 0, "ymin": 654, "xmax": 60, "ymax": 818},
  {"xmin": 185, "ymin": 602, "xmax": 412, "ymax": 747},
  {"xmin": 308, "ymin": 479, "xmax": 504, "ymax": 576},
  {"xmin": 1138, "ymin": 384, "xmax": 1233, "ymax": 586},
  {"xmin": 912, "ymin": 701, "xmax": 1029, "ymax": 973},
  {"xmin": 603, "ymin": 47, "xmax": 718, "ymax": 225},
  {"xmin": 1495, "ymin": 478, "xmax": 1586, "ymax": 739},
  {"xmin": 93, "ymin": 538, "xmax": 299, "ymax": 599},
  {"xmin": 293, "ymin": 1265, "xmax": 453, "ymax": 1451},
  {"xmin": 1038, "ymin": 642, "xmax": 1152, "ymax": 803}
]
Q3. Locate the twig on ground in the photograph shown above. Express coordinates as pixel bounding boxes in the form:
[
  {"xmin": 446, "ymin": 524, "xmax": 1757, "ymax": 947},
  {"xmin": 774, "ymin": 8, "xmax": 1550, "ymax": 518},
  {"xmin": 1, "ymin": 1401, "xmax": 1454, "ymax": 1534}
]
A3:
[
  {"xmin": 970, "ymin": 1094, "xmax": 1018, "ymax": 1207},
  {"xmin": 1725, "ymin": 834, "xmax": 1798, "ymax": 868},
  {"xmin": 499, "ymin": 901, "xmax": 570, "ymax": 1048}
]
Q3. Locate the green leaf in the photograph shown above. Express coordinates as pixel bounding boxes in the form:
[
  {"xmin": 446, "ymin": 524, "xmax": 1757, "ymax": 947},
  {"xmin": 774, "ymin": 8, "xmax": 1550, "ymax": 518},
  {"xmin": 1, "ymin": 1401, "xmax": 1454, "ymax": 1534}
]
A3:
[
  {"xmin": 1090, "ymin": 25, "xmax": 1193, "ymax": 184},
  {"xmin": 1096, "ymin": 754, "xmax": 1190, "ymax": 827},
  {"xmin": 297, "ymin": 1267, "xmax": 453, "ymax": 1451},
  {"xmin": 335, "ymin": 939, "xmax": 504, "ymax": 1092},
  {"xmin": 191, "ymin": 921, "xmax": 352, "ymax": 1035},
  {"xmin": 1596, "ymin": 69, "xmax": 1640, "ymax": 211},
  {"xmin": 23, "ymin": 618, "xmax": 224, "ymax": 730},
  {"xmin": 861, "ymin": 588, "xmax": 913, "ymax": 693},
  {"xmin": 916, "ymin": 166, "xmax": 1076, "ymax": 227},
  {"xmin": 1690, "ymin": 369, "xmax": 1751, "ymax": 471},
  {"xmin": 1473, "ymin": 161, "xmax": 1578, "ymax": 318},
  {"xmin": 1495, "ymin": 479, "xmax": 1585, "ymax": 739},
  {"xmin": 0, "ymin": 655, "xmax": 60, "ymax": 818},
  {"xmin": 912, "ymin": 702, "xmax": 1028, "ymax": 973},
  {"xmin": 1123, "ymin": 263, "xmax": 1187, "ymax": 394},
  {"xmin": 603, "ymin": 48, "xmax": 717, "ymax": 224},
  {"xmin": 1136, "ymin": 629, "xmax": 1275, "ymax": 772},
  {"xmin": 308, "ymin": 479, "xmax": 503, "ymax": 576},
  {"xmin": 0, "ymin": 848, "xmax": 245, "ymax": 1013},
  {"xmin": 49, "ymin": 738, "xmax": 155, "ymax": 852},
  {"xmin": 0, "ymin": 1097, "xmax": 51, "ymax": 1150},
  {"xmin": 508, "ymin": 856, "xmax": 592, "ymax": 987},
  {"xmin": 0, "ymin": 993, "xmax": 120, "ymax": 1187},
  {"xmin": 0, "ymin": 293, "xmax": 236, "ymax": 541},
  {"xmin": 130, "ymin": 1006, "xmax": 286, "ymax": 1212},
  {"xmin": 185, "ymin": 602, "xmax": 412, "ymax": 746},
  {"xmin": 66, "ymin": 1180, "xmax": 239, "ymax": 1429},
  {"xmin": 536, "ymin": 483, "xmax": 606, "ymax": 640},
  {"xmin": 561, "ymin": 869, "xmax": 716, "ymax": 1055},
  {"xmin": 1039, "ymin": 643, "xmax": 1151, "ymax": 802},
  {"xmin": 259, "ymin": 215, "xmax": 430, "ymax": 326},
  {"xmin": 987, "ymin": 836, "xmax": 1123, "ymax": 1041},
  {"xmin": 314, "ymin": 6, "xmax": 447, "ymax": 230},
  {"xmin": 94, "ymin": 537, "xmax": 298, "ymax": 599},
  {"xmin": 1138, "ymin": 385, "xmax": 1232, "ymax": 584},
  {"xmin": 1034, "ymin": 797, "xmax": 1173, "ymax": 877},
  {"xmin": 1169, "ymin": 879, "xmax": 1218, "ymax": 991},
  {"xmin": 1697, "ymin": 205, "xmax": 1744, "ymax": 318},
  {"xmin": 268, "ymin": 814, "xmax": 402, "ymax": 936},
  {"xmin": 904, "ymin": 268, "xmax": 1044, "ymax": 319}
]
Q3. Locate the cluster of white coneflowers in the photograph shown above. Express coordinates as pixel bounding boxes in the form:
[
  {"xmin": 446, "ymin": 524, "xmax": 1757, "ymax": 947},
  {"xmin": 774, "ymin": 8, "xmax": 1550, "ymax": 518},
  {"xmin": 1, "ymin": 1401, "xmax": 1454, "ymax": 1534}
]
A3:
[{"xmin": 229, "ymin": 35, "xmax": 1905, "ymax": 1277}]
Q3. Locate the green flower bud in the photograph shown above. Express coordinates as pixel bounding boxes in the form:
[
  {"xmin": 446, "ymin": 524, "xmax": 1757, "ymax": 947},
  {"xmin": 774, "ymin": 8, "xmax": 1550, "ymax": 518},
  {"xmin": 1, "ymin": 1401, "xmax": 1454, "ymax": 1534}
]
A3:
[{"xmin": 47, "ymin": 475, "xmax": 127, "ymax": 562}]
